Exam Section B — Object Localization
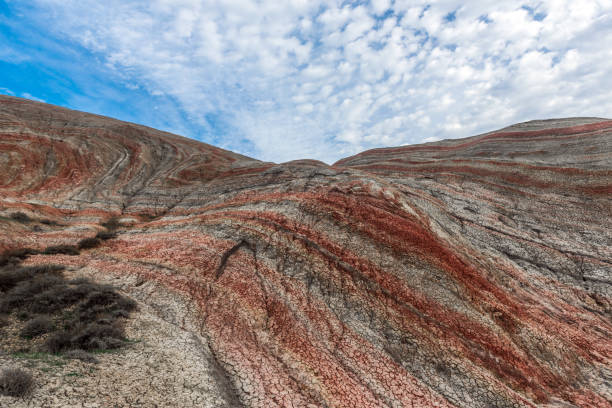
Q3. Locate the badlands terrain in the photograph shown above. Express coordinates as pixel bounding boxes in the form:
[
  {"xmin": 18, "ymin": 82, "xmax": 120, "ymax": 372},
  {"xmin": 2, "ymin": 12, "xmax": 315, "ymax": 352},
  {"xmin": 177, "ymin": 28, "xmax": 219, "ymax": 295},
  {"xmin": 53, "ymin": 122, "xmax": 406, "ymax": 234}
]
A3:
[{"xmin": 0, "ymin": 94, "xmax": 610, "ymax": 407}]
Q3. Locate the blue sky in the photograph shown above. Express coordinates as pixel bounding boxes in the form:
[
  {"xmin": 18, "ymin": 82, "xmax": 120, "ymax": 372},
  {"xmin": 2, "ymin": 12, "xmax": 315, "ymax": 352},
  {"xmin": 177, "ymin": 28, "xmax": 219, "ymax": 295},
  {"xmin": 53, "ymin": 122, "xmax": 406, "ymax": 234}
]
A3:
[{"xmin": 1, "ymin": 1, "xmax": 611, "ymax": 163}]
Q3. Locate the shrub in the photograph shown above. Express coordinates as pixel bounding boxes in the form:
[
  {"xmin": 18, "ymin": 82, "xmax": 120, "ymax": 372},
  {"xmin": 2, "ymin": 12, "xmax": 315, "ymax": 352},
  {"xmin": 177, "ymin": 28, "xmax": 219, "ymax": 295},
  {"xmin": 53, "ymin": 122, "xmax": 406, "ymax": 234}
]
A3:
[
  {"xmin": 71, "ymin": 323, "xmax": 125, "ymax": 350},
  {"xmin": 0, "ymin": 264, "xmax": 64, "ymax": 293},
  {"xmin": 81, "ymin": 289, "xmax": 122, "ymax": 307},
  {"xmin": 101, "ymin": 217, "xmax": 121, "ymax": 231},
  {"xmin": 0, "ymin": 255, "xmax": 16, "ymax": 268},
  {"xmin": 75, "ymin": 289, "xmax": 136, "ymax": 319},
  {"xmin": 44, "ymin": 331, "xmax": 73, "ymax": 353},
  {"xmin": 39, "ymin": 219, "xmax": 58, "ymax": 226},
  {"xmin": 42, "ymin": 245, "xmax": 80, "ymax": 256},
  {"xmin": 46, "ymin": 323, "xmax": 125, "ymax": 353},
  {"xmin": 16, "ymin": 311, "xmax": 30, "ymax": 321},
  {"xmin": 0, "ymin": 268, "xmax": 69, "ymax": 313},
  {"xmin": 73, "ymin": 288, "xmax": 136, "ymax": 324},
  {"xmin": 77, "ymin": 237, "xmax": 101, "ymax": 250},
  {"xmin": 69, "ymin": 277, "xmax": 91, "ymax": 285},
  {"xmin": 20, "ymin": 316, "xmax": 54, "ymax": 338},
  {"xmin": 0, "ymin": 314, "xmax": 9, "ymax": 328},
  {"xmin": 0, "ymin": 248, "xmax": 38, "ymax": 267},
  {"xmin": 21, "ymin": 264, "xmax": 65, "ymax": 275},
  {"xmin": 1, "ymin": 275, "xmax": 64, "ymax": 313},
  {"xmin": 10, "ymin": 212, "xmax": 31, "ymax": 223},
  {"xmin": 0, "ymin": 268, "xmax": 32, "ymax": 292},
  {"xmin": 0, "ymin": 368, "xmax": 34, "ymax": 397},
  {"xmin": 29, "ymin": 285, "xmax": 85, "ymax": 313},
  {"xmin": 2, "ymin": 264, "xmax": 136, "ymax": 356},
  {"xmin": 95, "ymin": 231, "xmax": 116, "ymax": 240}
]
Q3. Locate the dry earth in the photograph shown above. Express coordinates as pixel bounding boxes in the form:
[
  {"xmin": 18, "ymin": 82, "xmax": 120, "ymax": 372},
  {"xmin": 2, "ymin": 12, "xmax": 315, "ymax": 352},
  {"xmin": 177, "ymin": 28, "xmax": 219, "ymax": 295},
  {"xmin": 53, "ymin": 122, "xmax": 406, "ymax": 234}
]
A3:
[{"xmin": 0, "ymin": 95, "xmax": 611, "ymax": 407}]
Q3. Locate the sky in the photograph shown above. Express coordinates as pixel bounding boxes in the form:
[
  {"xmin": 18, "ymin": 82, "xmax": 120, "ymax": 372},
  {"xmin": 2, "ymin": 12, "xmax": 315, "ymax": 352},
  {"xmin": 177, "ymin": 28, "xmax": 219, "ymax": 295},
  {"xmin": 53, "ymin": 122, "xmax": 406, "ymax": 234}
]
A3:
[{"xmin": 1, "ymin": 1, "xmax": 611, "ymax": 163}]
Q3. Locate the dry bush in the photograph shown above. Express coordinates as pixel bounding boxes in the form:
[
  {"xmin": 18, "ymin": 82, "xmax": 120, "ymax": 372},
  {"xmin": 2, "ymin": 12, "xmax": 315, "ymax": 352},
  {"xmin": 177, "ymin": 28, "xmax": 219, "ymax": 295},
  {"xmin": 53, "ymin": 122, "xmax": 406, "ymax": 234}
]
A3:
[
  {"xmin": 20, "ymin": 316, "xmax": 54, "ymax": 338},
  {"xmin": 47, "ymin": 323, "xmax": 125, "ymax": 353},
  {"xmin": 39, "ymin": 219, "xmax": 58, "ymax": 226},
  {"xmin": 101, "ymin": 217, "xmax": 121, "ymax": 231},
  {"xmin": 42, "ymin": 245, "xmax": 80, "ymax": 256},
  {"xmin": 1, "ymin": 275, "xmax": 65, "ymax": 313},
  {"xmin": 95, "ymin": 231, "xmax": 116, "ymax": 240},
  {"xmin": 1, "ymin": 260, "xmax": 136, "ymax": 358},
  {"xmin": 0, "ymin": 248, "xmax": 38, "ymax": 267},
  {"xmin": 23, "ymin": 264, "xmax": 65, "ymax": 275},
  {"xmin": 0, "ymin": 264, "xmax": 63, "ymax": 293},
  {"xmin": 0, "ymin": 368, "xmax": 34, "ymax": 397},
  {"xmin": 0, "ymin": 267, "xmax": 32, "ymax": 293},
  {"xmin": 77, "ymin": 237, "xmax": 101, "ymax": 249},
  {"xmin": 10, "ymin": 212, "xmax": 31, "ymax": 223}
]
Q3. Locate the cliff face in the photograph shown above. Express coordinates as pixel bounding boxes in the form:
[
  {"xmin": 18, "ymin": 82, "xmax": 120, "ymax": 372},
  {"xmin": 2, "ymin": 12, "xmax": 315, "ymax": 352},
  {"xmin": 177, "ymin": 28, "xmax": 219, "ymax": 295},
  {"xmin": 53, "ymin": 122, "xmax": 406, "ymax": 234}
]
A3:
[{"xmin": 1, "ymin": 95, "xmax": 611, "ymax": 407}]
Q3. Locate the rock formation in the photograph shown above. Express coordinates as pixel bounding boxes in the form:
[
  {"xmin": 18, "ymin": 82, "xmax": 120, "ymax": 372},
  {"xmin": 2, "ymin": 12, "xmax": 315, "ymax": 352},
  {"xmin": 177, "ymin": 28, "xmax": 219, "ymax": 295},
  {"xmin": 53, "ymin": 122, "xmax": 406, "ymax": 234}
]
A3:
[{"xmin": 0, "ymin": 94, "xmax": 610, "ymax": 407}]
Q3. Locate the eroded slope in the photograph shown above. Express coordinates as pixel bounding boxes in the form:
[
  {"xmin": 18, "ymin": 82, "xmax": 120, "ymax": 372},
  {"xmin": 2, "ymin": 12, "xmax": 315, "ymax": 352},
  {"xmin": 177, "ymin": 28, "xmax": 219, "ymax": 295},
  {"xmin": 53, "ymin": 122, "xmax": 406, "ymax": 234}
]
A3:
[{"xmin": 1, "ymin": 95, "xmax": 610, "ymax": 407}]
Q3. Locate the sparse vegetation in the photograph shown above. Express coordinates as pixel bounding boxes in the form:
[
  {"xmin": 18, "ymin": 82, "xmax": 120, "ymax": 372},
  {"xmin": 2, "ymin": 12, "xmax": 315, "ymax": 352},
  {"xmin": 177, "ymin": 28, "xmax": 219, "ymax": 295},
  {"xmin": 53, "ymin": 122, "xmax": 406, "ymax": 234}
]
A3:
[
  {"xmin": 27, "ymin": 264, "xmax": 66, "ymax": 275},
  {"xmin": 0, "ymin": 248, "xmax": 39, "ymax": 267},
  {"xmin": 47, "ymin": 323, "xmax": 126, "ymax": 353},
  {"xmin": 95, "ymin": 231, "xmax": 116, "ymax": 241},
  {"xmin": 10, "ymin": 212, "xmax": 31, "ymax": 223},
  {"xmin": 101, "ymin": 217, "xmax": 121, "ymax": 231},
  {"xmin": 0, "ymin": 264, "xmax": 64, "ymax": 293},
  {"xmin": 77, "ymin": 237, "xmax": 101, "ymax": 249},
  {"xmin": 63, "ymin": 349, "xmax": 98, "ymax": 364},
  {"xmin": 20, "ymin": 316, "xmax": 54, "ymax": 338},
  {"xmin": 0, "ymin": 368, "xmax": 34, "ymax": 397},
  {"xmin": 10, "ymin": 352, "xmax": 65, "ymax": 367},
  {"xmin": 0, "ymin": 253, "xmax": 136, "ymax": 361},
  {"xmin": 42, "ymin": 245, "xmax": 80, "ymax": 256}
]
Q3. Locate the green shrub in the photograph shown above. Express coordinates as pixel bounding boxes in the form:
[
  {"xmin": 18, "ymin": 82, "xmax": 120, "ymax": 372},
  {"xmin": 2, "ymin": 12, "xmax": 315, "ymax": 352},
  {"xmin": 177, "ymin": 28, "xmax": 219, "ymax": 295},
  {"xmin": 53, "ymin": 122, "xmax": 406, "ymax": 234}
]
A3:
[{"xmin": 0, "ymin": 368, "xmax": 34, "ymax": 397}]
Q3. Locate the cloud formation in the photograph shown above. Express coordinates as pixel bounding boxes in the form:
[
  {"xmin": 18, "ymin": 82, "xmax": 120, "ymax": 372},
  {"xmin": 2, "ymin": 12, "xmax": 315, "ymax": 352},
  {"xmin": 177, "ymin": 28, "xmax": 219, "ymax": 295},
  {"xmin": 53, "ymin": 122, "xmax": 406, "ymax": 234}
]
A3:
[{"xmin": 27, "ymin": 0, "xmax": 612, "ymax": 162}]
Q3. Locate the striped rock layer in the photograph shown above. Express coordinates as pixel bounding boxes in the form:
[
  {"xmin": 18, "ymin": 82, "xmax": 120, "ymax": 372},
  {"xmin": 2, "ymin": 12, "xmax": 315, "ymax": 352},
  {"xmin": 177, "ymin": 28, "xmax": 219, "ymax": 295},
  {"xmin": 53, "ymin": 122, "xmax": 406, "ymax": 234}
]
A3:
[{"xmin": 1, "ymin": 95, "xmax": 611, "ymax": 407}]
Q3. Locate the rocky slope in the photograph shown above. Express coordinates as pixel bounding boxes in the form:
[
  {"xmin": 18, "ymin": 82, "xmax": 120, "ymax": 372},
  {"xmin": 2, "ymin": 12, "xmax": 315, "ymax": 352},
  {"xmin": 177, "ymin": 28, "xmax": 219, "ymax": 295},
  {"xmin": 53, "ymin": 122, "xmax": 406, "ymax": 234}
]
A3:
[{"xmin": 0, "ymin": 94, "xmax": 611, "ymax": 407}]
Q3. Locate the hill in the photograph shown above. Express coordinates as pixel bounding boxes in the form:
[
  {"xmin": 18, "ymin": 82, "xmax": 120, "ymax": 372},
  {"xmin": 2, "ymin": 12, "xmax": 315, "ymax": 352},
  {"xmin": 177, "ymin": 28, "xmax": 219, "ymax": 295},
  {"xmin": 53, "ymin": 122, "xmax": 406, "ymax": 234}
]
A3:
[{"xmin": 1, "ymin": 95, "xmax": 610, "ymax": 407}]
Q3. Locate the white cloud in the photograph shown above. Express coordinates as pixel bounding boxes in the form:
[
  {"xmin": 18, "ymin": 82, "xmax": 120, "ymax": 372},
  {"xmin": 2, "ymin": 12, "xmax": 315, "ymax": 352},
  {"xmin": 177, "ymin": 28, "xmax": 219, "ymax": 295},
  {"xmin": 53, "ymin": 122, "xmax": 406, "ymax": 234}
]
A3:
[
  {"xmin": 21, "ymin": 93, "xmax": 46, "ymax": 103},
  {"xmin": 28, "ymin": 0, "xmax": 612, "ymax": 163}
]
